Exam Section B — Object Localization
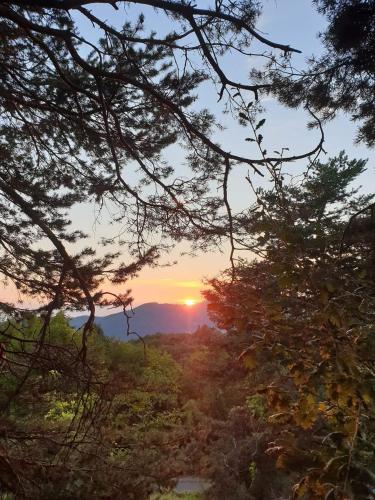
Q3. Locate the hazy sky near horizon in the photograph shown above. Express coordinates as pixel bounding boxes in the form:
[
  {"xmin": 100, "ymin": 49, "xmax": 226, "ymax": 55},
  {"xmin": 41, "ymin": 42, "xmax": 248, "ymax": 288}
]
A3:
[{"xmin": 1, "ymin": 1, "xmax": 375, "ymax": 311}]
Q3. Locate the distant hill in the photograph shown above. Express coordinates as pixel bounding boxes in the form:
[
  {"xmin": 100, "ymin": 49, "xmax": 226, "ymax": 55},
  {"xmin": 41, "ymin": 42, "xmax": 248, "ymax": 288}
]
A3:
[{"xmin": 69, "ymin": 302, "xmax": 214, "ymax": 340}]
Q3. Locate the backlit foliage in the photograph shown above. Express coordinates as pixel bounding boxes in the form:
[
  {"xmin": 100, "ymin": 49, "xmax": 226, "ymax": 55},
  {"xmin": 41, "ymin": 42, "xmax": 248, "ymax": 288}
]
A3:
[{"xmin": 205, "ymin": 154, "xmax": 375, "ymax": 498}]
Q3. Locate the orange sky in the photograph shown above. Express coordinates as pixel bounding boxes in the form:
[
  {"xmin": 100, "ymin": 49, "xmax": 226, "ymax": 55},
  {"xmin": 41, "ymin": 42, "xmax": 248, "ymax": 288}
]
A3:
[
  {"xmin": 125, "ymin": 247, "xmax": 228, "ymax": 306},
  {"xmin": 0, "ymin": 244, "xmax": 229, "ymax": 309}
]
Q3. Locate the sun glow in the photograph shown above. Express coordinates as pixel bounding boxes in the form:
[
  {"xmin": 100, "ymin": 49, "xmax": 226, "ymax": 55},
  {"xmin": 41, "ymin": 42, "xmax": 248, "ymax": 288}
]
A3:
[{"xmin": 184, "ymin": 299, "xmax": 195, "ymax": 306}]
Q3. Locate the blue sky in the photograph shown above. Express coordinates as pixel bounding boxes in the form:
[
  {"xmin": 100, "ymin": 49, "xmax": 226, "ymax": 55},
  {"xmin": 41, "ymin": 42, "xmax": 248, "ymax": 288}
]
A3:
[{"xmin": 73, "ymin": 0, "xmax": 374, "ymax": 199}]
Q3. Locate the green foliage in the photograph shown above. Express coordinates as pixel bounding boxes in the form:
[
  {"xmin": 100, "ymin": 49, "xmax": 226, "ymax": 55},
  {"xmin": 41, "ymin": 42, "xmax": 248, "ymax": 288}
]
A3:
[
  {"xmin": 0, "ymin": 313, "xmax": 188, "ymax": 499},
  {"xmin": 0, "ymin": 311, "xmax": 308, "ymax": 499},
  {"xmin": 44, "ymin": 399, "xmax": 78, "ymax": 422},
  {"xmin": 246, "ymin": 395, "xmax": 266, "ymax": 421},
  {"xmin": 205, "ymin": 154, "xmax": 375, "ymax": 498},
  {"xmin": 248, "ymin": 461, "xmax": 257, "ymax": 483}
]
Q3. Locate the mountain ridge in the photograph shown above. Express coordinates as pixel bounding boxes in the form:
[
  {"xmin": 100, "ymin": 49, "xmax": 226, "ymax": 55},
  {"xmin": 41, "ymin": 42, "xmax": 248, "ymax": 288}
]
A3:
[{"xmin": 70, "ymin": 301, "xmax": 214, "ymax": 340}]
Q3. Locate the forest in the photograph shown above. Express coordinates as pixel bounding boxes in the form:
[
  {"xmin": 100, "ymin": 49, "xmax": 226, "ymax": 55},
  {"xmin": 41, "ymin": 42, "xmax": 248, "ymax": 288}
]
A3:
[
  {"xmin": 0, "ymin": 0, "xmax": 375, "ymax": 498},
  {"xmin": 1, "ymin": 155, "xmax": 374, "ymax": 499}
]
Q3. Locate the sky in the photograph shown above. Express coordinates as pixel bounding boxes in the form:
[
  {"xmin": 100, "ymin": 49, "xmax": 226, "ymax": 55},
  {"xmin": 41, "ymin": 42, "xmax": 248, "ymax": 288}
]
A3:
[
  {"xmin": 110, "ymin": 0, "xmax": 375, "ymax": 307},
  {"xmin": 1, "ymin": 1, "xmax": 375, "ymax": 311}
]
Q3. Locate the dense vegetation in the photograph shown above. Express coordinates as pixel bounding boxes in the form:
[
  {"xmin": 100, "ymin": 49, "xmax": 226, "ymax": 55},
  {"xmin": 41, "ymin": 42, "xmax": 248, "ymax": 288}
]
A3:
[
  {"xmin": 204, "ymin": 154, "xmax": 375, "ymax": 498},
  {"xmin": 0, "ymin": 314, "xmax": 309, "ymax": 499},
  {"xmin": 1, "ymin": 154, "xmax": 374, "ymax": 499},
  {"xmin": 0, "ymin": 314, "xmax": 276, "ymax": 499}
]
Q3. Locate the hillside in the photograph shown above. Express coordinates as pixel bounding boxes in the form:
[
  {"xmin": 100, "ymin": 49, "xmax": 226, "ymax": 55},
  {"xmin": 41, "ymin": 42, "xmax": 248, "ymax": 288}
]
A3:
[{"xmin": 70, "ymin": 301, "xmax": 213, "ymax": 339}]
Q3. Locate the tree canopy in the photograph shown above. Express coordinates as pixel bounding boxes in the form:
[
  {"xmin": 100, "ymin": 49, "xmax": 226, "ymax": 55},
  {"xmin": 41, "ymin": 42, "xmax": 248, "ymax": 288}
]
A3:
[
  {"xmin": 0, "ymin": 0, "xmax": 326, "ymax": 325},
  {"xmin": 205, "ymin": 153, "xmax": 375, "ymax": 498},
  {"xmin": 266, "ymin": 0, "xmax": 375, "ymax": 146}
]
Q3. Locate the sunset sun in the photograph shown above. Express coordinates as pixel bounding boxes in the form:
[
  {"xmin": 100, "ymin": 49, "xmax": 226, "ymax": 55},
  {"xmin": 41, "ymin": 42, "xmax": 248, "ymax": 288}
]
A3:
[{"xmin": 184, "ymin": 299, "xmax": 195, "ymax": 306}]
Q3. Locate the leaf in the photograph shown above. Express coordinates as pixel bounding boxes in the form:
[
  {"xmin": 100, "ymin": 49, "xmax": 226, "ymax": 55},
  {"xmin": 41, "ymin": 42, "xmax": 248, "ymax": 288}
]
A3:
[
  {"xmin": 242, "ymin": 352, "xmax": 257, "ymax": 370},
  {"xmin": 328, "ymin": 312, "xmax": 341, "ymax": 328},
  {"xmin": 292, "ymin": 478, "xmax": 307, "ymax": 498},
  {"xmin": 293, "ymin": 394, "xmax": 318, "ymax": 429},
  {"xmin": 238, "ymin": 347, "xmax": 257, "ymax": 370},
  {"xmin": 324, "ymin": 489, "xmax": 336, "ymax": 500},
  {"xmin": 257, "ymin": 134, "xmax": 263, "ymax": 144},
  {"xmin": 360, "ymin": 382, "xmax": 374, "ymax": 404},
  {"xmin": 276, "ymin": 453, "xmax": 288, "ymax": 470},
  {"xmin": 323, "ymin": 455, "xmax": 346, "ymax": 473},
  {"xmin": 239, "ymin": 112, "xmax": 248, "ymax": 121},
  {"xmin": 248, "ymin": 461, "xmax": 257, "ymax": 482},
  {"xmin": 318, "ymin": 402, "xmax": 327, "ymax": 412},
  {"xmin": 245, "ymin": 137, "xmax": 256, "ymax": 142},
  {"xmin": 255, "ymin": 118, "xmax": 266, "ymax": 130},
  {"xmin": 268, "ymin": 412, "xmax": 291, "ymax": 424}
]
